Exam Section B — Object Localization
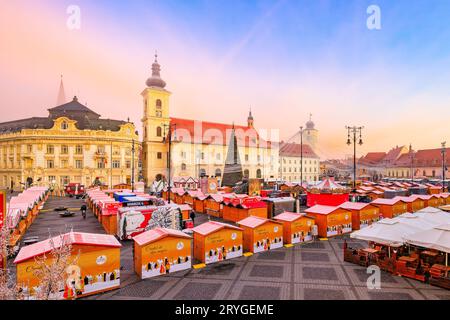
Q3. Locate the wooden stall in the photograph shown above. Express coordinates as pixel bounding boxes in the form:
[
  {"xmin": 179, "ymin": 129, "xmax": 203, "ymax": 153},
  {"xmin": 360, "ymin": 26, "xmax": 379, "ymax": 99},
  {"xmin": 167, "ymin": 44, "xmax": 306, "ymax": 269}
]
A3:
[
  {"xmin": 371, "ymin": 198, "xmax": 408, "ymax": 219},
  {"xmin": 304, "ymin": 205, "xmax": 352, "ymax": 238},
  {"xmin": 192, "ymin": 221, "xmax": 243, "ymax": 264},
  {"xmin": 396, "ymin": 196, "xmax": 425, "ymax": 212},
  {"xmin": 193, "ymin": 193, "xmax": 207, "ymax": 214},
  {"xmin": 222, "ymin": 197, "xmax": 268, "ymax": 222},
  {"xmin": 178, "ymin": 204, "xmax": 193, "ymax": 220},
  {"xmin": 263, "ymin": 197, "xmax": 296, "ymax": 218},
  {"xmin": 237, "ymin": 216, "xmax": 284, "ymax": 253},
  {"xmin": 204, "ymin": 193, "xmax": 232, "ymax": 218},
  {"xmin": 14, "ymin": 232, "xmax": 121, "ymax": 300},
  {"xmin": 133, "ymin": 228, "xmax": 192, "ymax": 279},
  {"xmin": 101, "ymin": 202, "xmax": 122, "ymax": 235},
  {"xmin": 273, "ymin": 212, "xmax": 315, "ymax": 244},
  {"xmin": 415, "ymin": 195, "xmax": 440, "ymax": 208},
  {"xmin": 339, "ymin": 202, "xmax": 380, "ymax": 230},
  {"xmin": 367, "ymin": 190, "xmax": 384, "ymax": 201}
]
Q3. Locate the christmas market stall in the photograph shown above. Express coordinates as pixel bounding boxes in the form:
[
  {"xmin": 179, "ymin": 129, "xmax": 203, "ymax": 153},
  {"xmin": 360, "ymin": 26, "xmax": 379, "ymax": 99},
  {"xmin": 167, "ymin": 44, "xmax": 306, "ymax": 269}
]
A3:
[
  {"xmin": 371, "ymin": 198, "xmax": 408, "ymax": 219},
  {"xmin": 237, "ymin": 216, "xmax": 284, "ymax": 253},
  {"xmin": 304, "ymin": 205, "xmax": 352, "ymax": 238},
  {"xmin": 222, "ymin": 196, "xmax": 268, "ymax": 222},
  {"xmin": 339, "ymin": 202, "xmax": 380, "ymax": 230},
  {"xmin": 411, "ymin": 194, "xmax": 440, "ymax": 208},
  {"xmin": 192, "ymin": 221, "xmax": 243, "ymax": 264},
  {"xmin": 100, "ymin": 202, "xmax": 122, "ymax": 235},
  {"xmin": 306, "ymin": 178, "xmax": 350, "ymax": 207},
  {"xmin": 273, "ymin": 212, "xmax": 315, "ymax": 244},
  {"xmin": 393, "ymin": 196, "xmax": 425, "ymax": 213},
  {"xmin": 263, "ymin": 197, "xmax": 296, "ymax": 218},
  {"xmin": 205, "ymin": 194, "xmax": 227, "ymax": 218},
  {"xmin": 117, "ymin": 205, "xmax": 183, "ymax": 240},
  {"xmin": 14, "ymin": 232, "xmax": 121, "ymax": 299},
  {"xmin": 133, "ymin": 228, "xmax": 192, "ymax": 279}
]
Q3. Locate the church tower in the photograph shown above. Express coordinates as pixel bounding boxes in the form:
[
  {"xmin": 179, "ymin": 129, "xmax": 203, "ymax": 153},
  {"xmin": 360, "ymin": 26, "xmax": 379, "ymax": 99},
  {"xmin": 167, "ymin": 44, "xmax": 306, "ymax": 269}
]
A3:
[
  {"xmin": 141, "ymin": 53, "xmax": 171, "ymax": 185},
  {"xmin": 303, "ymin": 113, "xmax": 318, "ymax": 152}
]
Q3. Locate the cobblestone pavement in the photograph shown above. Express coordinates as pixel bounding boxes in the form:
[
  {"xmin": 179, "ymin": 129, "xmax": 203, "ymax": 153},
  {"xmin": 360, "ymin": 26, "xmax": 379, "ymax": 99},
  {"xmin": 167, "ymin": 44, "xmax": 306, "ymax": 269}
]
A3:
[{"xmin": 16, "ymin": 196, "xmax": 450, "ymax": 300}]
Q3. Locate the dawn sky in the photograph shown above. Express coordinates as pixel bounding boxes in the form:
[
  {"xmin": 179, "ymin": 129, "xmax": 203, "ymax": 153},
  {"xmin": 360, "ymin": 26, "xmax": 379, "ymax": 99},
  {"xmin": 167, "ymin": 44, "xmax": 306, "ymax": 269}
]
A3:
[{"xmin": 1, "ymin": 0, "xmax": 450, "ymax": 159}]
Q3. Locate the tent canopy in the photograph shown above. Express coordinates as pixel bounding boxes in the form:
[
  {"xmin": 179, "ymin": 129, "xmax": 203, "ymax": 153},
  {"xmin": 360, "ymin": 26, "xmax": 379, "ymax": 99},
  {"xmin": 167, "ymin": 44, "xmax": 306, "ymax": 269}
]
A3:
[{"xmin": 403, "ymin": 224, "xmax": 450, "ymax": 253}]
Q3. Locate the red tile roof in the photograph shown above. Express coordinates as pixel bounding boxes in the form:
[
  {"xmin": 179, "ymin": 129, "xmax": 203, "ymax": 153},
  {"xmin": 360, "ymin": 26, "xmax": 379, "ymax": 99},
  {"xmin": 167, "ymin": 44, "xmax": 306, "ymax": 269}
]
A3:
[
  {"xmin": 170, "ymin": 117, "xmax": 271, "ymax": 148},
  {"xmin": 14, "ymin": 232, "xmax": 121, "ymax": 264},
  {"xmin": 192, "ymin": 221, "xmax": 242, "ymax": 236},
  {"xmin": 414, "ymin": 148, "xmax": 450, "ymax": 167},
  {"xmin": 133, "ymin": 227, "xmax": 191, "ymax": 246},
  {"xmin": 358, "ymin": 152, "xmax": 387, "ymax": 165},
  {"xmin": 279, "ymin": 142, "xmax": 318, "ymax": 158}
]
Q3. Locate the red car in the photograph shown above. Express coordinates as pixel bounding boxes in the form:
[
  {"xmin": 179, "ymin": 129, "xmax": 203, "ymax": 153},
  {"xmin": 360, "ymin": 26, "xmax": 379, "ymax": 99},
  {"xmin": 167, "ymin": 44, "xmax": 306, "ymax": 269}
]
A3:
[{"xmin": 64, "ymin": 183, "xmax": 85, "ymax": 197}]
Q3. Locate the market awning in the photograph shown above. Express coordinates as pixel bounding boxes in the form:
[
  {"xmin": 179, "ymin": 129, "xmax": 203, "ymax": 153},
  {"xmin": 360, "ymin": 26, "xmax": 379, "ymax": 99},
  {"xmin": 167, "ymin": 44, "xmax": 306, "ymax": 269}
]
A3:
[{"xmin": 403, "ymin": 224, "xmax": 450, "ymax": 253}]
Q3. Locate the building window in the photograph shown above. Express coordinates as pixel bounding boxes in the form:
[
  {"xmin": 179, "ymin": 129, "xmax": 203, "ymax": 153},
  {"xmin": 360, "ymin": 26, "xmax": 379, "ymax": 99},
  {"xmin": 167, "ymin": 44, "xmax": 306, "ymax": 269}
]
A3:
[
  {"xmin": 215, "ymin": 168, "xmax": 222, "ymax": 177},
  {"xmin": 181, "ymin": 163, "xmax": 187, "ymax": 171},
  {"xmin": 48, "ymin": 176, "xmax": 56, "ymax": 183},
  {"xmin": 46, "ymin": 145, "xmax": 54, "ymax": 154},
  {"xmin": 75, "ymin": 145, "xmax": 83, "ymax": 154},
  {"xmin": 156, "ymin": 126, "xmax": 162, "ymax": 137},
  {"xmin": 61, "ymin": 121, "xmax": 68, "ymax": 130},
  {"xmin": 126, "ymin": 160, "xmax": 131, "ymax": 169},
  {"xmin": 60, "ymin": 176, "xmax": 70, "ymax": 185},
  {"xmin": 200, "ymin": 169, "xmax": 206, "ymax": 177},
  {"xmin": 61, "ymin": 160, "xmax": 68, "ymax": 168},
  {"xmin": 245, "ymin": 154, "xmax": 249, "ymax": 162},
  {"xmin": 256, "ymin": 169, "xmax": 262, "ymax": 178},
  {"xmin": 61, "ymin": 145, "xmax": 69, "ymax": 154},
  {"xmin": 156, "ymin": 99, "xmax": 162, "ymax": 109},
  {"xmin": 181, "ymin": 151, "xmax": 186, "ymax": 159},
  {"xmin": 112, "ymin": 160, "xmax": 121, "ymax": 168},
  {"xmin": 27, "ymin": 145, "xmax": 32, "ymax": 153},
  {"xmin": 97, "ymin": 146, "xmax": 105, "ymax": 154},
  {"xmin": 216, "ymin": 153, "xmax": 221, "ymax": 160},
  {"xmin": 432, "ymin": 170, "xmax": 436, "ymax": 177},
  {"xmin": 157, "ymin": 152, "xmax": 162, "ymax": 159},
  {"xmin": 244, "ymin": 169, "xmax": 249, "ymax": 178},
  {"xmin": 97, "ymin": 160, "xmax": 106, "ymax": 169},
  {"xmin": 47, "ymin": 160, "xmax": 54, "ymax": 168},
  {"xmin": 75, "ymin": 160, "xmax": 83, "ymax": 169}
]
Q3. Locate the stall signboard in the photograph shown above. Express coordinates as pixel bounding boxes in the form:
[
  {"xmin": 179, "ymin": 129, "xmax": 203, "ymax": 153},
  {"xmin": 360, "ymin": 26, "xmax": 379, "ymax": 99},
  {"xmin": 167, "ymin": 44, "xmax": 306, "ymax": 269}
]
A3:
[
  {"xmin": 358, "ymin": 207, "xmax": 380, "ymax": 229},
  {"xmin": 290, "ymin": 217, "xmax": 314, "ymax": 244},
  {"xmin": 204, "ymin": 228, "xmax": 243, "ymax": 264},
  {"xmin": 207, "ymin": 178, "xmax": 219, "ymax": 194}
]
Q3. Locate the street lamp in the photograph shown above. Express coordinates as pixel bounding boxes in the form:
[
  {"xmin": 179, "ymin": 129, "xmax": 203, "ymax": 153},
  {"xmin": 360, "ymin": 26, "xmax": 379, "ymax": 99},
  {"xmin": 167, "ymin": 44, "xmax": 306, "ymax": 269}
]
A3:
[
  {"xmin": 162, "ymin": 123, "xmax": 176, "ymax": 204},
  {"xmin": 345, "ymin": 126, "xmax": 364, "ymax": 192},
  {"xmin": 442, "ymin": 142, "xmax": 446, "ymax": 192},
  {"xmin": 409, "ymin": 143, "xmax": 414, "ymax": 184},
  {"xmin": 299, "ymin": 126, "xmax": 303, "ymax": 187}
]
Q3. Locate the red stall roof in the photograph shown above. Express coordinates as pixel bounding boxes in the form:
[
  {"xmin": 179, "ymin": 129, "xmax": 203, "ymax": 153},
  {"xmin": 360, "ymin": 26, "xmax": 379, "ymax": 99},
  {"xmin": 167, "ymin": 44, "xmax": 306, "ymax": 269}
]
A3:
[
  {"xmin": 14, "ymin": 232, "xmax": 121, "ymax": 264},
  {"xmin": 133, "ymin": 227, "xmax": 191, "ymax": 246},
  {"xmin": 339, "ymin": 202, "xmax": 374, "ymax": 211},
  {"xmin": 192, "ymin": 221, "xmax": 242, "ymax": 236},
  {"xmin": 304, "ymin": 205, "xmax": 343, "ymax": 215},
  {"xmin": 371, "ymin": 198, "xmax": 405, "ymax": 205}
]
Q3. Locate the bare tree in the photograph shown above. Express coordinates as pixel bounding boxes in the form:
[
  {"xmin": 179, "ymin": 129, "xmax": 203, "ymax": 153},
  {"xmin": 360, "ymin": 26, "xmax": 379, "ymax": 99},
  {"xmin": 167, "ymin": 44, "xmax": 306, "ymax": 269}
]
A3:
[
  {"xmin": 32, "ymin": 233, "xmax": 79, "ymax": 300},
  {"xmin": 0, "ymin": 224, "xmax": 23, "ymax": 300}
]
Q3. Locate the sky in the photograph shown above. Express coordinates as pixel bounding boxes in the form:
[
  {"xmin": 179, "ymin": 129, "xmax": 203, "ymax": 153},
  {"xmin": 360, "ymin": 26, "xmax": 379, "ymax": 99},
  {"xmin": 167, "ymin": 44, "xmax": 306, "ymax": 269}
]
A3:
[{"xmin": 1, "ymin": 0, "xmax": 450, "ymax": 159}]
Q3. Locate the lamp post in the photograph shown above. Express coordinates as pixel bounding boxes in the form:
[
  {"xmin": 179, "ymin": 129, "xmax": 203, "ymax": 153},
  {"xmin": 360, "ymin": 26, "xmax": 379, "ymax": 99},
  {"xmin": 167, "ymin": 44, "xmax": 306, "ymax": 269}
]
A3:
[
  {"xmin": 162, "ymin": 123, "xmax": 176, "ymax": 204},
  {"xmin": 346, "ymin": 126, "xmax": 364, "ymax": 192},
  {"xmin": 442, "ymin": 142, "xmax": 446, "ymax": 192},
  {"xmin": 131, "ymin": 139, "xmax": 135, "ymax": 192},
  {"xmin": 299, "ymin": 126, "xmax": 303, "ymax": 187},
  {"xmin": 409, "ymin": 143, "xmax": 414, "ymax": 184}
]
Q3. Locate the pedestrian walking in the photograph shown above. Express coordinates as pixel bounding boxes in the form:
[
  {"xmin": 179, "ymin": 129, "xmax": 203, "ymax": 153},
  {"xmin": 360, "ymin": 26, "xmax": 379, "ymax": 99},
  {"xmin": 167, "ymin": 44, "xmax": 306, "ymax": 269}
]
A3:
[
  {"xmin": 189, "ymin": 210, "xmax": 196, "ymax": 224},
  {"xmin": 80, "ymin": 204, "xmax": 87, "ymax": 219},
  {"xmin": 312, "ymin": 224, "xmax": 318, "ymax": 241}
]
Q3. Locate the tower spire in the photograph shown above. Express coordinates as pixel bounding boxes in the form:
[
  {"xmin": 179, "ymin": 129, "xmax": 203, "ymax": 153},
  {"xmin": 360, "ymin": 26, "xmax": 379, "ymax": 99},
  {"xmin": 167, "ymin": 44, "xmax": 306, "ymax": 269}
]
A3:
[{"xmin": 57, "ymin": 75, "xmax": 66, "ymax": 106}]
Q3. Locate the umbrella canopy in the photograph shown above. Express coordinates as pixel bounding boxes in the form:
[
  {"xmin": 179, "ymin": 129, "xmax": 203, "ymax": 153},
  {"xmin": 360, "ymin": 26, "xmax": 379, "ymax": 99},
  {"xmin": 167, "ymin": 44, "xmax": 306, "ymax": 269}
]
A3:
[
  {"xmin": 403, "ymin": 224, "xmax": 450, "ymax": 253},
  {"xmin": 350, "ymin": 218, "xmax": 424, "ymax": 247},
  {"xmin": 394, "ymin": 213, "xmax": 441, "ymax": 230},
  {"xmin": 403, "ymin": 208, "xmax": 450, "ymax": 226}
]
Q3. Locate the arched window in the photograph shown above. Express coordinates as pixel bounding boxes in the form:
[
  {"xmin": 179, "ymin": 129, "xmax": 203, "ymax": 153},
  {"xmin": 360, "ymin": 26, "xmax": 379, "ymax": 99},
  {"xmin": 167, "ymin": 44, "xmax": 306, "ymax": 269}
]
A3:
[
  {"xmin": 200, "ymin": 169, "xmax": 206, "ymax": 177},
  {"xmin": 215, "ymin": 168, "xmax": 222, "ymax": 177},
  {"xmin": 256, "ymin": 169, "xmax": 262, "ymax": 178},
  {"xmin": 156, "ymin": 126, "xmax": 162, "ymax": 137},
  {"xmin": 181, "ymin": 163, "xmax": 187, "ymax": 171},
  {"xmin": 156, "ymin": 99, "xmax": 162, "ymax": 109},
  {"xmin": 244, "ymin": 169, "xmax": 249, "ymax": 178},
  {"xmin": 61, "ymin": 121, "xmax": 68, "ymax": 130},
  {"xmin": 423, "ymin": 170, "xmax": 426, "ymax": 177}
]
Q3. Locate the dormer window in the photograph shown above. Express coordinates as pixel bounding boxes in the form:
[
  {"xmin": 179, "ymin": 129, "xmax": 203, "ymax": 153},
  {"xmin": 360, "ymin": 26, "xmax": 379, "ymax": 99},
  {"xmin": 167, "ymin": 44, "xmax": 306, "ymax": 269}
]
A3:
[
  {"xmin": 156, "ymin": 99, "xmax": 162, "ymax": 109},
  {"xmin": 61, "ymin": 121, "xmax": 68, "ymax": 130}
]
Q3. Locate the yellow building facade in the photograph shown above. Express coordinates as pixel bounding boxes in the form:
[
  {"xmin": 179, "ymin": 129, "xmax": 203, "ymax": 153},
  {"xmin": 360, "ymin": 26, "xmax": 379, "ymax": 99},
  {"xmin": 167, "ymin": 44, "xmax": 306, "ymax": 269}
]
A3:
[{"xmin": 0, "ymin": 96, "xmax": 139, "ymax": 191}]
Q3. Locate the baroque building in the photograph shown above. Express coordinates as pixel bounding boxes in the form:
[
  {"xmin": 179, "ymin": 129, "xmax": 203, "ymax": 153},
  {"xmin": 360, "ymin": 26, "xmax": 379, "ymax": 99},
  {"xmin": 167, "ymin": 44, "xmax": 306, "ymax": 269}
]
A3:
[
  {"xmin": 141, "ymin": 55, "xmax": 279, "ymax": 186},
  {"xmin": 0, "ymin": 82, "xmax": 139, "ymax": 190}
]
